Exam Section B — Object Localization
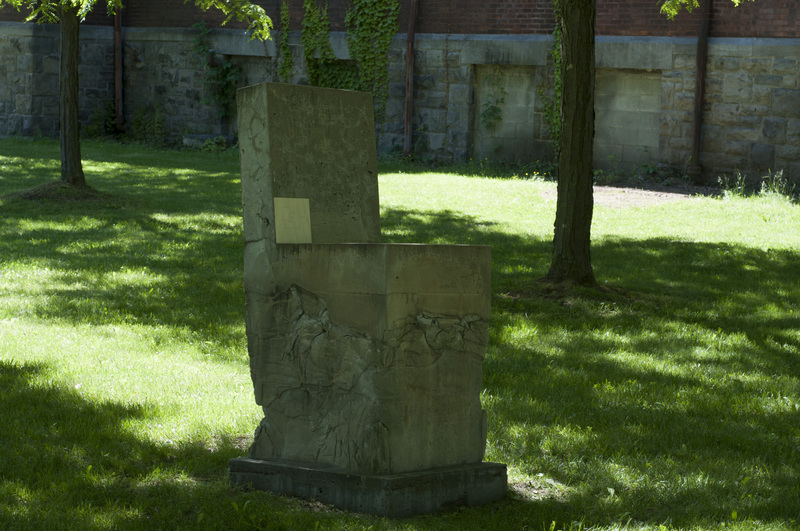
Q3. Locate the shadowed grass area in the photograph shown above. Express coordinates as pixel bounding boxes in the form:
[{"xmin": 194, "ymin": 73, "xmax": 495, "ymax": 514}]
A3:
[{"xmin": 1, "ymin": 137, "xmax": 799, "ymax": 530}]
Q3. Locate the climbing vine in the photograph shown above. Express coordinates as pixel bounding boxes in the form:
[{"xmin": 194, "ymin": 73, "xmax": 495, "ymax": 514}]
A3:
[
  {"xmin": 539, "ymin": 0, "xmax": 563, "ymax": 160},
  {"xmin": 345, "ymin": 0, "xmax": 400, "ymax": 120},
  {"xmin": 300, "ymin": 0, "xmax": 360, "ymax": 90},
  {"xmin": 479, "ymin": 69, "xmax": 507, "ymax": 132},
  {"xmin": 295, "ymin": 0, "xmax": 399, "ymax": 118},
  {"xmin": 192, "ymin": 21, "xmax": 242, "ymax": 120},
  {"xmin": 277, "ymin": 1, "xmax": 294, "ymax": 82}
]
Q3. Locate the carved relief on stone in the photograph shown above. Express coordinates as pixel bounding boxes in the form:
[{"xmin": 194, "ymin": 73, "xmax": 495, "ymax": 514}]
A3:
[{"xmin": 249, "ymin": 285, "xmax": 489, "ymax": 474}]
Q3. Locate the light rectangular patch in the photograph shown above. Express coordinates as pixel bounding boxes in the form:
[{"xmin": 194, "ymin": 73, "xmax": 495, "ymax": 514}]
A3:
[{"xmin": 274, "ymin": 197, "xmax": 312, "ymax": 244}]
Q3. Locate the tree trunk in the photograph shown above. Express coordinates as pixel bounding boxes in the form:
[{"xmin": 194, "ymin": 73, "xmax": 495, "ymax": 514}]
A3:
[
  {"xmin": 545, "ymin": 0, "xmax": 596, "ymax": 286},
  {"xmin": 59, "ymin": 6, "xmax": 86, "ymax": 187}
]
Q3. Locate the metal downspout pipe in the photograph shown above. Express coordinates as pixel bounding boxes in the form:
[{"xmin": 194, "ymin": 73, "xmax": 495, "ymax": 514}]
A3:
[
  {"xmin": 403, "ymin": 0, "xmax": 420, "ymax": 156},
  {"xmin": 114, "ymin": 9, "xmax": 125, "ymax": 133}
]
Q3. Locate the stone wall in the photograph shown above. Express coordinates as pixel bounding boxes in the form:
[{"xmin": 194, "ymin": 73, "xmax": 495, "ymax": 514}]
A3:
[
  {"xmin": 473, "ymin": 65, "xmax": 544, "ymax": 163},
  {"xmin": 385, "ymin": 33, "xmax": 800, "ymax": 183},
  {"xmin": 595, "ymin": 69, "xmax": 661, "ymax": 171},
  {"xmin": 0, "ymin": 22, "xmax": 114, "ymax": 137},
  {"xmin": 0, "ymin": 22, "xmax": 270, "ymax": 141},
  {"xmin": 122, "ymin": 27, "xmax": 226, "ymax": 139},
  {"xmin": 1, "ymin": 20, "xmax": 799, "ymax": 184},
  {"xmin": 661, "ymin": 39, "xmax": 800, "ymax": 182}
]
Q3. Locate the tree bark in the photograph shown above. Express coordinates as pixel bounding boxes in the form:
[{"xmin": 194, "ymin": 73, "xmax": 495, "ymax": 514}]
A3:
[
  {"xmin": 545, "ymin": 0, "xmax": 596, "ymax": 286},
  {"xmin": 59, "ymin": 6, "xmax": 86, "ymax": 187}
]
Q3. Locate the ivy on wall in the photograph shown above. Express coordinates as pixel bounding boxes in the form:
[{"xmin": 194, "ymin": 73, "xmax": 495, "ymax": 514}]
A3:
[
  {"xmin": 345, "ymin": 0, "xmax": 400, "ymax": 120},
  {"xmin": 301, "ymin": 0, "xmax": 337, "ymax": 86},
  {"xmin": 277, "ymin": 1, "xmax": 294, "ymax": 82},
  {"xmin": 193, "ymin": 21, "xmax": 242, "ymax": 120},
  {"xmin": 294, "ymin": 0, "xmax": 399, "ymax": 119},
  {"xmin": 539, "ymin": 0, "xmax": 563, "ymax": 160},
  {"xmin": 479, "ymin": 68, "xmax": 507, "ymax": 133}
]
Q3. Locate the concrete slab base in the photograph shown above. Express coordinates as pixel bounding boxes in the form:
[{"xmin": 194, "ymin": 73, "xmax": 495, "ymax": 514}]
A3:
[{"xmin": 229, "ymin": 457, "xmax": 508, "ymax": 518}]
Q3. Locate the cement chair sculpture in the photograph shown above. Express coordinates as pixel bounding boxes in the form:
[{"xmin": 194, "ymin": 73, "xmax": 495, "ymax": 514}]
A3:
[{"xmin": 230, "ymin": 83, "xmax": 506, "ymax": 517}]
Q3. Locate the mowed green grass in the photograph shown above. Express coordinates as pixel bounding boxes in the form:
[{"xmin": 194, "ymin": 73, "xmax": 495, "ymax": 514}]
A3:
[{"xmin": 1, "ymin": 137, "xmax": 799, "ymax": 530}]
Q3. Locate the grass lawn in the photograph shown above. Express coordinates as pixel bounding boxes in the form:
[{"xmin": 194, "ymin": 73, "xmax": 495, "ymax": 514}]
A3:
[{"xmin": 1, "ymin": 137, "xmax": 799, "ymax": 530}]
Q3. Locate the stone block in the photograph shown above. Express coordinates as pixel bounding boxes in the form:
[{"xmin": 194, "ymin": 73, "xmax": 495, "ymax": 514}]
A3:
[
  {"xmin": 672, "ymin": 54, "xmax": 696, "ymax": 71},
  {"xmin": 776, "ymin": 144, "xmax": 800, "ymax": 162},
  {"xmin": 722, "ymin": 72, "xmax": 753, "ymax": 101},
  {"xmin": 709, "ymin": 56, "xmax": 741, "ymax": 72},
  {"xmin": 417, "ymin": 108, "xmax": 447, "ymax": 133},
  {"xmin": 762, "ymin": 118, "xmax": 786, "ymax": 141},
  {"xmin": 421, "ymin": 49, "xmax": 444, "ymax": 70},
  {"xmin": 595, "ymin": 40, "xmax": 673, "ymax": 70},
  {"xmin": 28, "ymin": 35, "xmax": 55, "ymax": 55},
  {"xmin": 788, "ymin": 118, "xmax": 800, "ymax": 140},
  {"xmin": 725, "ymin": 126, "xmax": 759, "ymax": 143},
  {"xmin": 741, "ymin": 57, "xmax": 772, "ymax": 73},
  {"xmin": 710, "ymin": 103, "xmax": 739, "ymax": 126},
  {"xmin": 700, "ymin": 124, "xmax": 723, "ymax": 151},
  {"xmin": 725, "ymin": 140, "xmax": 750, "ymax": 157},
  {"xmin": 751, "ymin": 143, "xmax": 775, "ymax": 168},
  {"xmin": 774, "ymin": 89, "xmax": 800, "ymax": 118},
  {"xmin": 247, "ymin": 264, "xmax": 491, "ymax": 473},
  {"xmin": 236, "ymin": 83, "xmax": 503, "ymax": 513},
  {"xmin": 772, "ymin": 58, "xmax": 798, "ymax": 75},
  {"xmin": 751, "ymin": 85, "xmax": 773, "ymax": 105},
  {"xmin": 754, "ymin": 74, "xmax": 784, "ymax": 87},
  {"xmin": 674, "ymin": 92, "xmax": 695, "ymax": 112},
  {"xmin": 704, "ymin": 76, "xmax": 723, "ymax": 95},
  {"xmin": 669, "ymin": 136, "xmax": 692, "ymax": 151},
  {"xmin": 448, "ymin": 83, "xmax": 471, "ymax": 103},
  {"xmin": 460, "ymin": 38, "xmax": 547, "ymax": 66},
  {"xmin": 738, "ymin": 115, "xmax": 762, "ymax": 128},
  {"xmin": 14, "ymin": 94, "xmax": 33, "ymax": 114},
  {"xmin": 428, "ymin": 132, "xmax": 445, "ymax": 151},
  {"xmin": 228, "ymin": 459, "xmax": 507, "ymax": 518}
]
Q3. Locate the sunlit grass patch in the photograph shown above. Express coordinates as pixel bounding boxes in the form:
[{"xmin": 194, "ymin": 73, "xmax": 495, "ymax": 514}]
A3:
[{"xmin": 1, "ymin": 138, "xmax": 800, "ymax": 530}]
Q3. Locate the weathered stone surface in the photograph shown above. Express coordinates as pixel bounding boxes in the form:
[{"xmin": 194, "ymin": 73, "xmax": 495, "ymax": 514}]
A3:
[
  {"xmin": 248, "ymin": 284, "xmax": 489, "ymax": 474},
  {"xmin": 741, "ymin": 57, "xmax": 772, "ymax": 73},
  {"xmin": 751, "ymin": 143, "xmax": 775, "ymax": 168},
  {"xmin": 762, "ymin": 118, "xmax": 786, "ymax": 140},
  {"xmin": 5, "ymin": 22, "xmax": 800, "ymax": 185},
  {"xmin": 774, "ymin": 89, "xmax": 800, "ymax": 118},
  {"xmin": 235, "ymin": 82, "xmax": 503, "ymax": 513},
  {"xmin": 229, "ymin": 458, "xmax": 507, "ymax": 518},
  {"xmin": 772, "ymin": 58, "xmax": 798, "ymax": 75}
]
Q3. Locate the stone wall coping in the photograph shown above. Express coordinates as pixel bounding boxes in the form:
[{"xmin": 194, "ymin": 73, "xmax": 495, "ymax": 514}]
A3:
[
  {"xmin": 5, "ymin": 21, "xmax": 798, "ymax": 62},
  {"xmin": 0, "ymin": 20, "xmax": 111, "ymax": 39}
]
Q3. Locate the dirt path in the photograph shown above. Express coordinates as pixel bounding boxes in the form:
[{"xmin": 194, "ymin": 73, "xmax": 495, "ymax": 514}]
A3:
[{"xmin": 541, "ymin": 183, "xmax": 718, "ymax": 209}]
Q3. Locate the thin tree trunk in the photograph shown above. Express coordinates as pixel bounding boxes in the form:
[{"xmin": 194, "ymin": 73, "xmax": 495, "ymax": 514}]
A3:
[
  {"xmin": 59, "ymin": 6, "xmax": 86, "ymax": 187},
  {"xmin": 545, "ymin": 0, "xmax": 596, "ymax": 286}
]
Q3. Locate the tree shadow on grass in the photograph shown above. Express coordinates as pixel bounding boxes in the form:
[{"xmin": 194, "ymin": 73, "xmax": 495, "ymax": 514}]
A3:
[
  {"xmin": 0, "ymin": 138, "xmax": 242, "ymax": 216},
  {"xmin": 0, "ymin": 360, "xmax": 370, "ymax": 530},
  {"xmin": 2, "ymin": 142, "xmax": 799, "ymax": 527},
  {"xmin": 0, "ymin": 361, "xmax": 206, "ymax": 528},
  {"xmin": 484, "ymin": 238, "xmax": 800, "ymax": 528},
  {"xmin": 0, "ymin": 150, "xmax": 248, "ymax": 361},
  {"xmin": 382, "ymin": 209, "xmax": 800, "ymax": 528}
]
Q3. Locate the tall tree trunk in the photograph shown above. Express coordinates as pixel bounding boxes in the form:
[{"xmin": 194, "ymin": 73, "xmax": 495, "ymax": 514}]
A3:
[
  {"xmin": 59, "ymin": 6, "xmax": 86, "ymax": 187},
  {"xmin": 545, "ymin": 0, "xmax": 596, "ymax": 286}
]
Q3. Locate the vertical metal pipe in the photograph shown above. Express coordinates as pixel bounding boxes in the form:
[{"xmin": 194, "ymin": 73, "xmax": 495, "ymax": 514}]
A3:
[
  {"xmin": 114, "ymin": 9, "xmax": 124, "ymax": 133},
  {"xmin": 688, "ymin": 0, "xmax": 712, "ymax": 184},
  {"xmin": 403, "ymin": 0, "xmax": 420, "ymax": 156}
]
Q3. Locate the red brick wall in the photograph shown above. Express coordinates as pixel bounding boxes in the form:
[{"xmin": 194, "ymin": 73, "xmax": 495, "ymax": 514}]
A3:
[
  {"xmin": 1, "ymin": 0, "xmax": 797, "ymax": 38},
  {"xmin": 0, "ymin": 4, "xmax": 113, "ymax": 25}
]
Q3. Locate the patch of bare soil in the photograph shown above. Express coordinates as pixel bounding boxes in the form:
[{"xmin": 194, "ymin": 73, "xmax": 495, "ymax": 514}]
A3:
[
  {"xmin": 2, "ymin": 181, "xmax": 113, "ymax": 202},
  {"xmin": 510, "ymin": 478, "xmax": 568, "ymax": 502},
  {"xmin": 541, "ymin": 181, "xmax": 719, "ymax": 209}
]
